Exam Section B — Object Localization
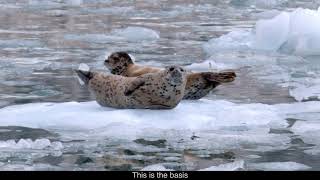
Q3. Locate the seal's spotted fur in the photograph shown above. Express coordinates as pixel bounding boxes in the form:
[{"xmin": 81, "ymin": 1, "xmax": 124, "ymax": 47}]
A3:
[
  {"xmin": 105, "ymin": 52, "xmax": 236, "ymax": 100},
  {"xmin": 75, "ymin": 66, "xmax": 187, "ymax": 109}
]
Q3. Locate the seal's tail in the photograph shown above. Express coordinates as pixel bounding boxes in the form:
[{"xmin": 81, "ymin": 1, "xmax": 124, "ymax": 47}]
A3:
[
  {"xmin": 75, "ymin": 70, "xmax": 94, "ymax": 85},
  {"xmin": 203, "ymin": 71, "xmax": 236, "ymax": 83}
]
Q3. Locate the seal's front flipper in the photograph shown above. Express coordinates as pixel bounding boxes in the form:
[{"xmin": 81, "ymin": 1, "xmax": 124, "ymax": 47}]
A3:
[
  {"xmin": 203, "ymin": 71, "xmax": 236, "ymax": 83},
  {"xmin": 124, "ymin": 78, "xmax": 145, "ymax": 96},
  {"xmin": 75, "ymin": 70, "xmax": 94, "ymax": 85}
]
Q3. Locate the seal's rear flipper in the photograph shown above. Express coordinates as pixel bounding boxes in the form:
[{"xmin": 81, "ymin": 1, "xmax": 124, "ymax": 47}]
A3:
[
  {"xmin": 75, "ymin": 70, "xmax": 94, "ymax": 85},
  {"xmin": 203, "ymin": 71, "xmax": 236, "ymax": 83}
]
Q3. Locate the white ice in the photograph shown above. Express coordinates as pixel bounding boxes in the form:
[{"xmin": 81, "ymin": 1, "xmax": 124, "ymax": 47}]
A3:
[
  {"xmin": 141, "ymin": 164, "xmax": 174, "ymax": 171},
  {"xmin": 0, "ymin": 100, "xmax": 288, "ymax": 132},
  {"xmin": 289, "ymin": 84, "xmax": 320, "ymax": 102},
  {"xmin": 0, "ymin": 139, "xmax": 63, "ymax": 151},
  {"xmin": 198, "ymin": 160, "xmax": 245, "ymax": 171},
  {"xmin": 204, "ymin": 7, "xmax": 320, "ymax": 56},
  {"xmin": 248, "ymin": 162, "xmax": 311, "ymax": 171},
  {"xmin": 290, "ymin": 118, "xmax": 320, "ymax": 155},
  {"xmin": 0, "ymin": 100, "xmax": 320, "ymax": 152},
  {"xmin": 112, "ymin": 27, "xmax": 160, "ymax": 42}
]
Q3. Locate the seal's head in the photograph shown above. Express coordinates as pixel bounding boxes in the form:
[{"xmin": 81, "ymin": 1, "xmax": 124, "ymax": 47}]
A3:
[
  {"xmin": 164, "ymin": 65, "xmax": 187, "ymax": 85},
  {"xmin": 104, "ymin": 52, "xmax": 134, "ymax": 75}
]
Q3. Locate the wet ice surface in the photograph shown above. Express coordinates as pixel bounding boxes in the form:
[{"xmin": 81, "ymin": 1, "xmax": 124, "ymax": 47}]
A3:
[
  {"xmin": 1, "ymin": 0, "xmax": 320, "ymax": 171},
  {"xmin": 1, "ymin": 100, "xmax": 320, "ymax": 170}
]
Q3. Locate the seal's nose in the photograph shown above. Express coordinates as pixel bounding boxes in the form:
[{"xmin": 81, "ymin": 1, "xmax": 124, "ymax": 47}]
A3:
[{"xmin": 104, "ymin": 59, "xmax": 109, "ymax": 64}]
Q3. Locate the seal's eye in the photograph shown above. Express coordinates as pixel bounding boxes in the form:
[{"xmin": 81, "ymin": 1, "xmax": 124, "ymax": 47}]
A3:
[
  {"xmin": 169, "ymin": 67, "xmax": 174, "ymax": 71},
  {"xmin": 180, "ymin": 68, "xmax": 184, "ymax": 72}
]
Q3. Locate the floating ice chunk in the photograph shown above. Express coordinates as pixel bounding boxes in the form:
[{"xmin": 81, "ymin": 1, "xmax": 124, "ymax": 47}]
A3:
[
  {"xmin": 141, "ymin": 164, "xmax": 174, "ymax": 171},
  {"xmin": 198, "ymin": 160, "xmax": 245, "ymax": 171},
  {"xmin": 246, "ymin": 155, "xmax": 261, "ymax": 159},
  {"xmin": 164, "ymin": 157, "xmax": 180, "ymax": 161},
  {"xmin": 0, "ymin": 138, "xmax": 63, "ymax": 150},
  {"xmin": 1, "ymin": 100, "xmax": 319, "ymax": 152},
  {"xmin": 290, "ymin": 84, "xmax": 320, "ymax": 102},
  {"xmin": 112, "ymin": 27, "xmax": 160, "ymax": 42},
  {"xmin": 204, "ymin": 7, "xmax": 320, "ymax": 56},
  {"xmin": 248, "ymin": 162, "xmax": 311, "ymax": 171},
  {"xmin": 0, "ymin": 100, "xmax": 287, "ymax": 132},
  {"xmin": 203, "ymin": 30, "xmax": 253, "ymax": 56},
  {"xmin": 290, "ymin": 119, "xmax": 320, "ymax": 155},
  {"xmin": 254, "ymin": 12, "xmax": 290, "ymax": 51}
]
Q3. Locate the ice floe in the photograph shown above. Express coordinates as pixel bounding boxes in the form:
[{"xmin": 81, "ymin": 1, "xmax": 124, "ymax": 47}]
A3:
[
  {"xmin": 0, "ymin": 100, "xmax": 319, "ymax": 152},
  {"xmin": 0, "ymin": 138, "xmax": 63, "ymax": 150},
  {"xmin": 248, "ymin": 161, "xmax": 311, "ymax": 171},
  {"xmin": 204, "ymin": 7, "xmax": 320, "ymax": 56},
  {"xmin": 290, "ymin": 118, "xmax": 320, "ymax": 155},
  {"xmin": 141, "ymin": 164, "xmax": 174, "ymax": 171},
  {"xmin": 289, "ymin": 84, "xmax": 320, "ymax": 102},
  {"xmin": 112, "ymin": 27, "xmax": 160, "ymax": 42},
  {"xmin": 198, "ymin": 160, "xmax": 245, "ymax": 171},
  {"xmin": 0, "ymin": 100, "xmax": 287, "ymax": 132}
]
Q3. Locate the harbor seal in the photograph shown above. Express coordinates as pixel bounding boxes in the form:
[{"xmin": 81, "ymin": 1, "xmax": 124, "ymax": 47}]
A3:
[
  {"xmin": 104, "ymin": 52, "xmax": 236, "ymax": 100},
  {"xmin": 75, "ymin": 65, "xmax": 187, "ymax": 109}
]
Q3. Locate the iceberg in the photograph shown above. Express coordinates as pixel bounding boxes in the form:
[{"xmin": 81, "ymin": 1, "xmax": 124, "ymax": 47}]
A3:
[{"xmin": 204, "ymin": 7, "xmax": 320, "ymax": 56}]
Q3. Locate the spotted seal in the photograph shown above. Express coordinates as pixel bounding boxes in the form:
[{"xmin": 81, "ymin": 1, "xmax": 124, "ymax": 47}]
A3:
[
  {"xmin": 104, "ymin": 52, "xmax": 236, "ymax": 100},
  {"xmin": 75, "ymin": 65, "xmax": 187, "ymax": 109}
]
